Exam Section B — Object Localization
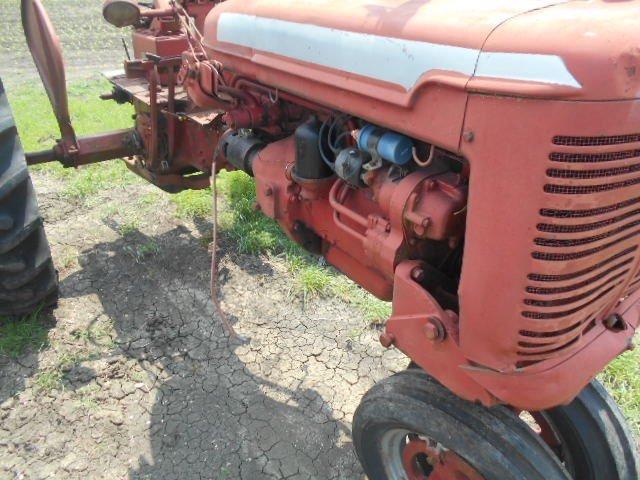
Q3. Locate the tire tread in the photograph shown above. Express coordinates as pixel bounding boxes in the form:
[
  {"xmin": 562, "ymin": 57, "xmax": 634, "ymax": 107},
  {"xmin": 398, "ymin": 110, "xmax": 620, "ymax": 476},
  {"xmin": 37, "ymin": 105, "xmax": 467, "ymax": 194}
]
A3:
[{"xmin": 0, "ymin": 77, "xmax": 58, "ymax": 317}]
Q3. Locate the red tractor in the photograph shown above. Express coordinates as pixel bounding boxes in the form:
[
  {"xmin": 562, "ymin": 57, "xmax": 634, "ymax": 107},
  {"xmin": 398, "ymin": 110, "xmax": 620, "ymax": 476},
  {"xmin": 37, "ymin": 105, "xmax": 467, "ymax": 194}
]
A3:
[{"xmin": 2, "ymin": 0, "xmax": 639, "ymax": 478}]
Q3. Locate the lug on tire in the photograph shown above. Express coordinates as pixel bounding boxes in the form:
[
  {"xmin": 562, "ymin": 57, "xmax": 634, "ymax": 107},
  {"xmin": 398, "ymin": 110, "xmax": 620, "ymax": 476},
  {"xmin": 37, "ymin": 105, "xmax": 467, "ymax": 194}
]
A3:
[
  {"xmin": 353, "ymin": 369, "xmax": 639, "ymax": 480},
  {"xmin": 0, "ymin": 78, "xmax": 58, "ymax": 317}
]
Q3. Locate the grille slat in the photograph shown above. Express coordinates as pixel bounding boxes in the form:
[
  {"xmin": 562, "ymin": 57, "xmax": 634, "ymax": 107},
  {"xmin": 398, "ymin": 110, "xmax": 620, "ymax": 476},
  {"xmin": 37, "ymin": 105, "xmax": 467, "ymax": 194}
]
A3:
[
  {"xmin": 524, "ymin": 271, "xmax": 628, "ymax": 307},
  {"xmin": 526, "ymin": 260, "xmax": 632, "ymax": 295},
  {"xmin": 519, "ymin": 318, "xmax": 588, "ymax": 344},
  {"xmin": 547, "ymin": 163, "xmax": 640, "ymax": 180},
  {"xmin": 553, "ymin": 134, "xmax": 640, "ymax": 146},
  {"xmin": 520, "ymin": 132, "xmax": 640, "ymax": 368},
  {"xmin": 528, "ymin": 247, "xmax": 636, "ymax": 282},
  {"xmin": 545, "ymin": 176, "xmax": 640, "ymax": 195},
  {"xmin": 541, "ymin": 196, "xmax": 640, "ymax": 219},
  {"xmin": 516, "ymin": 336, "xmax": 582, "ymax": 361},
  {"xmin": 532, "ymin": 229, "xmax": 640, "ymax": 261},
  {"xmin": 538, "ymin": 207, "xmax": 640, "ymax": 233},
  {"xmin": 534, "ymin": 218, "xmax": 640, "ymax": 247},
  {"xmin": 550, "ymin": 149, "xmax": 640, "ymax": 164},
  {"xmin": 522, "ymin": 282, "xmax": 621, "ymax": 320}
]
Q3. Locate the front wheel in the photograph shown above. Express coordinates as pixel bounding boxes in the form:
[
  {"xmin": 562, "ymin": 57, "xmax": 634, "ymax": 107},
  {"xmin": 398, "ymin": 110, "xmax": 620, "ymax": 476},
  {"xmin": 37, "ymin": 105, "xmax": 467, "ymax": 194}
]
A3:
[
  {"xmin": 353, "ymin": 369, "xmax": 571, "ymax": 480},
  {"xmin": 532, "ymin": 379, "xmax": 639, "ymax": 480}
]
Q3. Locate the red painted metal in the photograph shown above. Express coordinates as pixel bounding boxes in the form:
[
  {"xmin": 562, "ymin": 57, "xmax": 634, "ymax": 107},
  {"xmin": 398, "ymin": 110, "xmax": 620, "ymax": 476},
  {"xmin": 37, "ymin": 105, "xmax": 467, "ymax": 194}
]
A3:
[
  {"xmin": 251, "ymin": 137, "xmax": 466, "ymax": 300},
  {"xmin": 21, "ymin": 0, "xmax": 75, "ymax": 150},
  {"xmin": 402, "ymin": 436, "xmax": 486, "ymax": 480},
  {"xmin": 21, "ymin": 0, "xmax": 640, "ymax": 413},
  {"xmin": 22, "ymin": 0, "xmax": 138, "ymax": 167}
]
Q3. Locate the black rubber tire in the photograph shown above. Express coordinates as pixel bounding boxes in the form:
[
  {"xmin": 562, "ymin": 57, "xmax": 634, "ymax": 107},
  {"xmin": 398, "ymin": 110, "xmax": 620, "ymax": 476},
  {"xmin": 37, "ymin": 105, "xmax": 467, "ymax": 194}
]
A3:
[
  {"xmin": 0, "ymin": 78, "xmax": 58, "ymax": 317},
  {"xmin": 353, "ymin": 369, "xmax": 571, "ymax": 480},
  {"xmin": 539, "ymin": 380, "xmax": 640, "ymax": 480}
]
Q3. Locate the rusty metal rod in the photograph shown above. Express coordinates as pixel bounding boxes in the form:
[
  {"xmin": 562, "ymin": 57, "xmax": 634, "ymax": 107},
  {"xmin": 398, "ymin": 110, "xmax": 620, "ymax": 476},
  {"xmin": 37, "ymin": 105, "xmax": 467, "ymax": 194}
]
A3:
[{"xmin": 26, "ymin": 128, "xmax": 137, "ymax": 166}]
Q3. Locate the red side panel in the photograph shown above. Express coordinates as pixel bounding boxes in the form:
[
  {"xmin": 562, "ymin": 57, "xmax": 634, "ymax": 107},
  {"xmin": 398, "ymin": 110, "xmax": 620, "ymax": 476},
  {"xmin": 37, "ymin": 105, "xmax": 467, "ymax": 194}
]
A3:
[{"xmin": 459, "ymin": 94, "xmax": 639, "ymax": 386}]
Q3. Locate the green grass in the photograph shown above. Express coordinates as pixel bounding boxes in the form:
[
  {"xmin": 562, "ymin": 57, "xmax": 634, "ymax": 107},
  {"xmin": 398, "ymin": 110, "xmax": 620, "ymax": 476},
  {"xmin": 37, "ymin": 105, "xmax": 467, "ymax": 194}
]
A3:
[
  {"xmin": 118, "ymin": 218, "xmax": 141, "ymax": 237},
  {"xmin": 125, "ymin": 240, "xmax": 161, "ymax": 263},
  {"xmin": 600, "ymin": 342, "xmax": 639, "ymax": 434},
  {"xmin": 171, "ymin": 188, "xmax": 213, "ymax": 219},
  {"xmin": 0, "ymin": 309, "xmax": 50, "ymax": 358},
  {"xmin": 8, "ymin": 78, "xmax": 139, "ymax": 199},
  {"xmin": 34, "ymin": 369, "xmax": 64, "ymax": 392},
  {"xmin": 8, "ymin": 79, "xmax": 133, "ymax": 153}
]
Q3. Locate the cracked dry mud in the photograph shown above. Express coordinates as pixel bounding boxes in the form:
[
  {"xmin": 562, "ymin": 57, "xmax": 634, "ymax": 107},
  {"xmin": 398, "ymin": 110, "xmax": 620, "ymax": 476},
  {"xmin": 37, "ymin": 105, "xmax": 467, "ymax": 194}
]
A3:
[{"xmin": 0, "ymin": 171, "xmax": 406, "ymax": 479}]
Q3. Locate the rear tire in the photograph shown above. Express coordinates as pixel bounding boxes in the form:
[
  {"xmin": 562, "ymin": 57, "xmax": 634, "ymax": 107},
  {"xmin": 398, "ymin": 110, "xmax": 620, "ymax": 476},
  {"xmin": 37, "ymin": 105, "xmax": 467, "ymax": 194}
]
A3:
[
  {"xmin": 0, "ymin": 78, "xmax": 58, "ymax": 317},
  {"xmin": 353, "ymin": 369, "xmax": 571, "ymax": 480}
]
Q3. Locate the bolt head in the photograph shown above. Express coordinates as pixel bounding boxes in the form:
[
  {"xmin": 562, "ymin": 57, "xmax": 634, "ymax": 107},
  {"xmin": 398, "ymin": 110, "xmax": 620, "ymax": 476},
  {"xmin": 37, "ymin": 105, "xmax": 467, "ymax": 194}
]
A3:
[
  {"xmin": 411, "ymin": 267, "xmax": 425, "ymax": 283},
  {"xmin": 424, "ymin": 323, "xmax": 439, "ymax": 341},
  {"xmin": 627, "ymin": 339, "xmax": 636, "ymax": 351},
  {"xmin": 424, "ymin": 317, "xmax": 446, "ymax": 342},
  {"xmin": 604, "ymin": 314, "xmax": 627, "ymax": 332},
  {"xmin": 379, "ymin": 333, "xmax": 395, "ymax": 348}
]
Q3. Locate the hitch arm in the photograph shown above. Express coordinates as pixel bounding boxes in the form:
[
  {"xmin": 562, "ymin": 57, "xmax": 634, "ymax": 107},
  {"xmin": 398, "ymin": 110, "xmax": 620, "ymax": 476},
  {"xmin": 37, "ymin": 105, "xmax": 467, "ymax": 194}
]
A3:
[
  {"xmin": 22, "ymin": 0, "xmax": 140, "ymax": 168},
  {"xmin": 25, "ymin": 129, "xmax": 139, "ymax": 167}
]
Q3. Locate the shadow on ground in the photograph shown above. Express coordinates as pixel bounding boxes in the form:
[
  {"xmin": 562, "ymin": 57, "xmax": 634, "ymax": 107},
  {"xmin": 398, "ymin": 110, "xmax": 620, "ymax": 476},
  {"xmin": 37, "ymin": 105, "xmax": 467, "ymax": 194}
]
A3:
[{"xmin": 59, "ymin": 224, "xmax": 366, "ymax": 479}]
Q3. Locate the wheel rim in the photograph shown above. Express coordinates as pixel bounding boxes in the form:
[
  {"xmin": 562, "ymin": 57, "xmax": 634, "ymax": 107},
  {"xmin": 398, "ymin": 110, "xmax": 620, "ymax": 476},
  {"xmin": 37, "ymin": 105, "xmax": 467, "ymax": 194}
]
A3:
[
  {"xmin": 380, "ymin": 428, "xmax": 486, "ymax": 480},
  {"xmin": 529, "ymin": 412, "xmax": 577, "ymax": 478}
]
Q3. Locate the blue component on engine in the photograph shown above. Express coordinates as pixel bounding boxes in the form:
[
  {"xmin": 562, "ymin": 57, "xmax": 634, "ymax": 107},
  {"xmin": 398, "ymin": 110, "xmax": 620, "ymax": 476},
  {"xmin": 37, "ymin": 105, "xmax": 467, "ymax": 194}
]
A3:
[{"xmin": 358, "ymin": 124, "xmax": 414, "ymax": 165}]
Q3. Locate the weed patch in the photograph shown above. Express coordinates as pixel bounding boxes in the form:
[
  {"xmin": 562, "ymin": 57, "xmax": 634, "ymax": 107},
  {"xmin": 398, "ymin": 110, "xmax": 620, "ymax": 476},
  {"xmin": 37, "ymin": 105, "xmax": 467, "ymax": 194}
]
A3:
[
  {"xmin": 600, "ymin": 341, "xmax": 639, "ymax": 434},
  {"xmin": 124, "ymin": 240, "xmax": 161, "ymax": 263},
  {"xmin": 0, "ymin": 309, "xmax": 50, "ymax": 358},
  {"xmin": 34, "ymin": 370, "xmax": 64, "ymax": 392},
  {"xmin": 171, "ymin": 189, "xmax": 212, "ymax": 219}
]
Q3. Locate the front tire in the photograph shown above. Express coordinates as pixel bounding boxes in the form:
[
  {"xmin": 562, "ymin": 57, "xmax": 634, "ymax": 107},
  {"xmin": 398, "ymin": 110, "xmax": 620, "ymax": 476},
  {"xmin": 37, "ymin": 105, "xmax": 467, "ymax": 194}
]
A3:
[
  {"xmin": 0, "ymin": 78, "xmax": 58, "ymax": 317},
  {"xmin": 353, "ymin": 369, "xmax": 571, "ymax": 480},
  {"xmin": 534, "ymin": 380, "xmax": 639, "ymax": 480}
]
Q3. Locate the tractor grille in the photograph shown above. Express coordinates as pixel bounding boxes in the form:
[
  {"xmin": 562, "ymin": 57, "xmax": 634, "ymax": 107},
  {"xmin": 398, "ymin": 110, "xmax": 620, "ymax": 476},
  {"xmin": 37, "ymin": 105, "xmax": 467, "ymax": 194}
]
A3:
[{"xmin": 518, "ymin": 133, "xmax": 640, "ymax": 367}]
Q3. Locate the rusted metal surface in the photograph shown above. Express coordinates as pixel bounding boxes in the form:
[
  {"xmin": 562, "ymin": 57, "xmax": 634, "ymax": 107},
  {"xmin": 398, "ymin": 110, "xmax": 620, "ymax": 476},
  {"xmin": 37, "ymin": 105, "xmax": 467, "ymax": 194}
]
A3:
[
  {"xmin": 21, "ymin": 0, "xmax": 76, "ymax": 149},
  {"xmin": 402, "ymin": 437, "xmax": 486, "ymax": 480},
  {"xmin": 123, "ymin": 157, "xmax": 210, "ymax": 192},
  {"xmin": 19, "ymin": 0, "xmax": 640, "ymax": 446},
  {"xmin": 26, "ymin": 129, "xmax": 138, "ymax": 167}
]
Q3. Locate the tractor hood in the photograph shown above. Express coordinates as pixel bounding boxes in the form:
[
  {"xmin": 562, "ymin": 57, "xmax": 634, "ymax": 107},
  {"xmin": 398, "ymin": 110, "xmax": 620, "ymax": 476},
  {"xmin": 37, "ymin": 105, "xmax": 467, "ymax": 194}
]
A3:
[{"xmin": 203, "ymin": 0, "xmax": 640, "ymax": 101}]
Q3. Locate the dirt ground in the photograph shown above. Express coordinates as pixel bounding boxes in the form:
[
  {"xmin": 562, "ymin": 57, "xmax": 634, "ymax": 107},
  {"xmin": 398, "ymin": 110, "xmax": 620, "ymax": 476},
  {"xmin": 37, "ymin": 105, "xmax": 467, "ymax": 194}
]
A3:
[{"xmin": 0, "ymin": 173, "xmax": 405, "ymax": 479}]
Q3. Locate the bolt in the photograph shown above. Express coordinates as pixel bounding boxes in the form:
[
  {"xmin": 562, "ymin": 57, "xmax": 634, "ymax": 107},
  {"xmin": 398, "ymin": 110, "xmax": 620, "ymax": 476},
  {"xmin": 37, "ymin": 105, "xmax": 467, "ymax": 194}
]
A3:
[
  {"xmin": 424, "ymin": 323, "xmax": 439, "ymax": 341},
  {"xmin": 411, "ymin": 267, "xmax": 425, "ymax": 283},
  {"xmin": 627, "ymin": 339, "xmax": 636, "ymax": 351},
  {"xmin": 463, "ymin": 131, "xmax": 475, "ymax": 142},
  {"xmin": 604, "ymin": 314, "xmax": 627, "ymax": 332},
  {"xmin": 265, "ymin": 187, "xmax": 273, "ymax": 197},
  {"xmin": 379, "ymin": 332, "xmax": 395, "ymax": 348},
  {"xmin": 424, "ymin": 317, "xmax": 445, "ymax": 342}
]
